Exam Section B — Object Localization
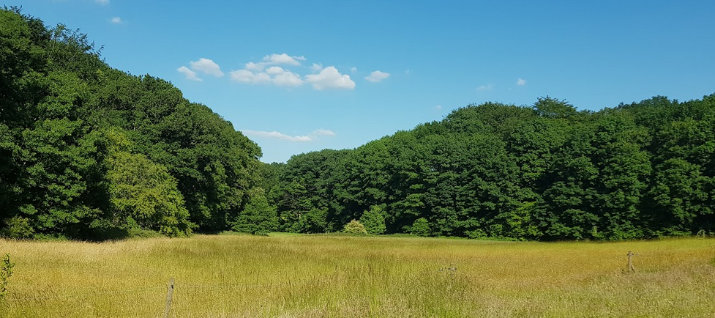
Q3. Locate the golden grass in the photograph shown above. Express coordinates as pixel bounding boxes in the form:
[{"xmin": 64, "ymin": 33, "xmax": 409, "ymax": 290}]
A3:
[{"xmin": 0, "ymin": 234, "xmax": 713, "ymax": 317}]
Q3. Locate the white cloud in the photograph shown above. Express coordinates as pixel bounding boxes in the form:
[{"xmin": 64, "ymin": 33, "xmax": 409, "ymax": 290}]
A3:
[
  {"xmin": 245, "ymin": 62, "xmax": 263, "ymax": 71},
  {"xmin": 177, "ymin": 66, "xmax": 202, "ymax": 81},
  {"xmin": 229, "ymin": 54, "xmax": 355, "ymax": 90},
  {"xmin": 477, "ymin": 84, "xmax": 494, "ymax": 91},
  {"xmin": 242, "ymin": 129, "xmax": 335, "ymax": 142},
  {"xmin": 189, "ymin": 58, "xmax": 224, "ymax": 77},
  {"xmin": 311, "ymin": 63, "xmax": 324, "ymax": 72},
  {"xmin": 230, "ymin": 69, "xmax": 271, "ymax": 84},
  {"xmin": 242, "ymin": 130, "xmax": 312, "ymax": 142},
  {"xmin": 230, "ymin": 66, "xmax": 303, "ymax": 87},
  {"xmin": 268, "ymin": 67, "xmax": 303, "ymax": 87},
  {"xmin": 313, "ymin": 129, "xmax": 336, "ymax": 136},
  {"xmin": 365, "ymin": 70, "xmax": 390, "ymax": 83},
  {"xmin": 305, "ymin": 66, "xmax": 355, "ymax": 90},
  {"xmin": 95, "ymin": 0, "xmax": 109, "ymax": 5},
  {"xmin": 350, "ymin": 67, "xmax": 357, "ymax": 73},
  {"xmin": 244, "ymin": 53, "xmax": 305, "ymax": 71},
  {"xmin": 110, "ymin": 17, "xmax": 122, "ymax": 24},
  {"xmin": 263, "ymin": 53, "xmax": 305, "ymax": 66},
  {"xmin": 516, "ymin": 78, "xmax": 527, "ymax": 86},
  {"xmin": 230, "ymin": 53, "xmax": 307, "ymax": 87}
]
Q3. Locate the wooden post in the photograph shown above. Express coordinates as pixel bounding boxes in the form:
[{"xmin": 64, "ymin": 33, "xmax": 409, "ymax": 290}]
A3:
[
  {"xmin": 163, "ymin": 278, "xmax": 174, "ymax": 318},
  {"xmin": 627, "ymin": 251, "xmax": 635, "ymax": 273}
]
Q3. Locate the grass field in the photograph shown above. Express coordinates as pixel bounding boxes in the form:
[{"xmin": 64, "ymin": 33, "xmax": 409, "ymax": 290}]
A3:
[{"xmin": 0, "ymin": 234, "xmax": 713, "ymax": 317}]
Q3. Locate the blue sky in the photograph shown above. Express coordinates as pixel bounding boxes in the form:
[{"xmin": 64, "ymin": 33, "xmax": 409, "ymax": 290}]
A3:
[{"xmin": 7, "ymin": 0, "xmax": 715, "ymax": 162}]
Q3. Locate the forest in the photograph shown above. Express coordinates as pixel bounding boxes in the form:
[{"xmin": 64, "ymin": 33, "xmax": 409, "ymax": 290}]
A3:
[{"xmin": 1, "ymin": 8, "xmax": 713, "ymax": 241}]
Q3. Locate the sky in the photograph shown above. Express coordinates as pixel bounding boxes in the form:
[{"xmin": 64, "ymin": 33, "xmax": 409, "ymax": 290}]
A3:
[{"xmin": 6, "ymin": 0, "xmax": 715, "ymax": 163}]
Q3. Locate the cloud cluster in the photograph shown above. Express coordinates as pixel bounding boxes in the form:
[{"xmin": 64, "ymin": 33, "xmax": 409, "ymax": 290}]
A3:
[
  {"xmin": 229, "ymin": 54, "xmax": 355, "ymax": 90},
  {"xmin": 177, "ymin": 58, "xmax": 224, "ymax": 81},
  {"xmin": 242, "ymin": 129, "xmax": 336, "ymax": 142},
  {"xmin": 177, "ymin": 53, "xmax": 391, "ymax": 91},
  {"xmin": 231, "ymin": 62, "xmax": 303, "ymax": 87}
]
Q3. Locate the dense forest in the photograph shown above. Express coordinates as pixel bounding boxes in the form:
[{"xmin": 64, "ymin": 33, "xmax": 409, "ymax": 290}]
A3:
[
  {"xmin": 0, "ymin": 9, "xmax": 262, "ymax": 239},
  {"xmin": 265, "ymin": 94, "xmax": 714, "ymax": 240},
  {"xmin": 1, "ymin": 9, "xmax": 713, "ymax": 240}
]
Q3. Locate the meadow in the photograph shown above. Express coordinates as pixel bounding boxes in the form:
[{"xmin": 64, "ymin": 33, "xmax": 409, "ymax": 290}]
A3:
[{"xmin": 0, "ymin": 234, "xmax": 713, "ymax": 317}]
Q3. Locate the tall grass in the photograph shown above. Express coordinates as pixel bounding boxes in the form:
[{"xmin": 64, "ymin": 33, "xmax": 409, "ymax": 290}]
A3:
[{"xmin": 0, "ymin": 234, "xmax": 713, "ymax": 317}]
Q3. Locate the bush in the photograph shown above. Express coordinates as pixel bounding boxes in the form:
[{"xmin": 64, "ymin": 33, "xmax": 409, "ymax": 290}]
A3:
[
  {"xmin": 343, "ymin": 220, "xmax": 367, "ymax": 235},
  {"xmin": 410, "ymin": 218, "xmax": 430, "ymax": 237},
  {"xmin": 1, "ymin": 216, "xmax": 34, "ymax": 239},
  {"xmin": 360, "ymin": 205, "xmax": 386, "ymax": 234},
  {"xmin": 0, "ymin": 254, "xmax": 14, "ymax": 300}
]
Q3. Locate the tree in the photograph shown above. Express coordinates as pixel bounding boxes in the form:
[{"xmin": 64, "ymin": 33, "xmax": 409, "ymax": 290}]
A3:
[
  {"xmin": 106, "ymin": 150, "xmax": 194, "ymax": 237},
  {"xmin": 232, "ymin": 188, "xmax": 278, "ymax": 235},
  {"xmin": 360, "ymin": 205, "xmax": 386, "ymax": 234}
]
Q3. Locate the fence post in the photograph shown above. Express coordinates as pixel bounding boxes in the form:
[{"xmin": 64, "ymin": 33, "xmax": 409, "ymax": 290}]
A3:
[
  {"xmin": 626, "ymin": 251, "xmax": 635, "ymax": 273},
  {"xmin": 163, "ymin": 278, "xmax": 174, "ymax": 318}
]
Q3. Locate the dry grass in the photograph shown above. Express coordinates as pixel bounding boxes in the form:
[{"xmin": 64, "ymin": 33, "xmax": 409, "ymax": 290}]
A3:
[{"xmin": 0, "ymin": 234, "xmax": 713, "ymax": 317}]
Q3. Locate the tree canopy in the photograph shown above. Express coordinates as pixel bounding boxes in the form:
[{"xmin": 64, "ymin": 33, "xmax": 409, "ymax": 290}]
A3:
[{"xmin": 0, "ymin": 9, "xmax": 261, "ymax": 239}]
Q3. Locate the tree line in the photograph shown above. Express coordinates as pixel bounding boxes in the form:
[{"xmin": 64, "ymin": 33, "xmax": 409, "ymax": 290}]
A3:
[
  {"xmin": 1, "ymin": 9, "xmax": 712, "ymax": 240},
  {"xmin": 263, "ymin": 96, "xmax": 714, "ymax": 240}
]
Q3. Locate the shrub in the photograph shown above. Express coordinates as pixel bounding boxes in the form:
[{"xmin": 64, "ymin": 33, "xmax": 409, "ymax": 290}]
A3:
[
  {"xmin": 343, "ymin": 220, "xmax": 367, "ymax": 235},
  {"xmin": 410, "ymin": 218, "xmax": 430, "ymax": 237},
  {"xmin": 0, "ymin": 254, "xmax": 14, "ymax": 300},
  {"xmin": 1, "ymin": 216, "xmax": 34, "ymax": 239},
  {"xmin": 360, "ymin": 205, "xmax": 386, "ymax": 235}
]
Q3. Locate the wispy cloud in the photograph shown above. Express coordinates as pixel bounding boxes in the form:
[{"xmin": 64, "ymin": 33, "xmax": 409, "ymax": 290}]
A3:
[
  {"xmin": 365, "ymin": 70, "xmax": 390, "ymax": 83},
  {"xmin": 242, "ymin": 129, "xmax": 336, "ymax": 142},
  {"xmin": 516, "ymin": 78, "xmax": 527, "ymax": 86},
  {"xmin": 222, "ymin": 53, "xmax": 359, "ymax": 90},
  {"xmin": 244, "ymin": 53, "xmax": 306, "ymax": 71},
  {"xmin": 177, "ymin": 66, "xmax": 202, "ymax": 81},
  {"xmin": 243, "ymin": 130, "xmax": 312, "ymax": 142},
  {"xmin": 110, "ymin": 17, "xmax": 122, "ymax": 24},
  {"xmin": 190, "ymin": 58, "xmax": 224, "ymax": 77},
  {"xmin": 306, "ymin": 66, "xmax": 355, "ymax": 90},
  {"xmin": 477, "ymin": 84, "xmax": 494, "ymax": 91},
  {"xmin": 95, "ymin": 0, "xmax": 109, "ymax": 5},
  {"xmin": 313, "ymin": 129, "xmax": 336, "ymax": 136}
]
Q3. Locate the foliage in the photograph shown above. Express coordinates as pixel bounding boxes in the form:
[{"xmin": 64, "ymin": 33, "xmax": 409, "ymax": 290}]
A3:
[
  {"xmin": 105, "ymin": 149, "xmax": 194, "ymax": 237},
  {"xmin": 0, "ymin": 253, "xmax": 14, "ymax": 300},
  {"xmin": 343, "ymin": 220, "xmax": 368, "ymax": 235},
  {"xmin": 410, "ymin": 218, "xmax": 431, "ymax": 237},
  {"xmin": 360, "ymin": 205, "xmax": 386, "ymax": 234},
  {"xmin": 270, "ymin": 95, "xmax": 714, "ymax": 240},
  {"xmin": 0, "ymin": 9, "xmax": 260, "ymax": 239},
  {"xmin": 232, "ymin": 188, "xmax": 278, "ymax": 235}
]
